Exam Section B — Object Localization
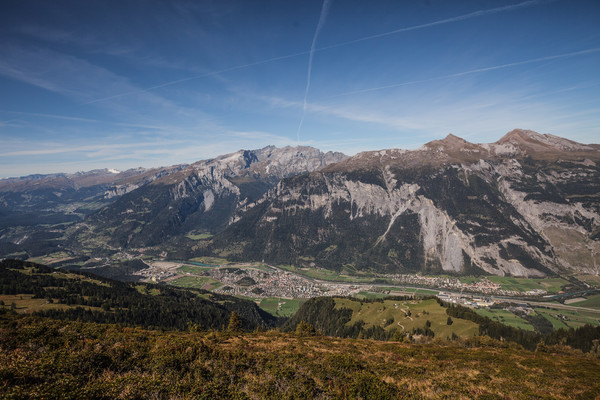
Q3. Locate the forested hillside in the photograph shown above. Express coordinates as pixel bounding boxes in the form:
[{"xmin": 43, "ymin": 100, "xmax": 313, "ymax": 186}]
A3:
[{"xmin": 0, "ymin": 259, "xmax": 277, "ymax": 331}]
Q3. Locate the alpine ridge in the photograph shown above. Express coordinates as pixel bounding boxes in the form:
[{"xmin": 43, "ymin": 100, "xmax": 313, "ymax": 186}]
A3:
[
  {"xmin": 1, "ymin": 132, "xmax": 599, "ymax": 278},
  {"xmin": 210, "ymin": 130, "xmax": 600, "ymax": 277}
]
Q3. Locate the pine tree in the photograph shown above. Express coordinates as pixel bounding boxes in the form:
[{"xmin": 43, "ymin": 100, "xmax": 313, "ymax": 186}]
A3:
[
  {"xmin": 227, "ymin": 311, "xmax": 242, "ymax": 333},
  {"xmin": 296, "ymin": 320, "xmax": 316, "ymax": 336}
]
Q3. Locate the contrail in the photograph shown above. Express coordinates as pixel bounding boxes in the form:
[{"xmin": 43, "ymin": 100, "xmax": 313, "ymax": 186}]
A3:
[
  {"xmin": 84, "ymin": 0, "xmax": 547, "ymax": 105},
  {"xmin": 334, "ymin": 47, "xmax": 600, "ymax": 97},
  {"xmin": 318, "ymin": 0, "xmax": 550, "ymax": 51},
  {"xmin": 296, "ymin": 0, "xmax": 332, "ymax": 144}
]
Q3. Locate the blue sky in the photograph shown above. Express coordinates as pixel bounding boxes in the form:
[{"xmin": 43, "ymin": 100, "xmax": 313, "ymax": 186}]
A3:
[{"xmin": 1, "ymin": 0, "xmax": 599, "ymax": 177}]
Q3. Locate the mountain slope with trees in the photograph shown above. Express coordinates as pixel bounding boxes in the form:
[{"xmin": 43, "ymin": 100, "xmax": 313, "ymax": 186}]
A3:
[{"xmin": 0, "ymin": 259, "xmax": 277, "ymax": 331}]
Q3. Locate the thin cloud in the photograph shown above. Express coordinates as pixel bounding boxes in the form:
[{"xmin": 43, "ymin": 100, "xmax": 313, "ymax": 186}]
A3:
[
  {"xmin": 229, "ymin": 129, "xmax": 293, "ymax": 144},
  {"xmin": 0, "ymin": 47, "xmax": 139, "ymax": 102},
  {"xmin": 0, "ymin": 110, "xmax": 108, "ymax": 124},
  {"xmin": 259, "ymin": 94, "xmax": 424, "ymax": 131},
  {"xmin": 84, "ymin": 51, "xmax": 310, "ymax": 105},
  {"xmin": 334, "ymin": 47, "xmax": 600, "ymax": 97},
  {"xmin": 0, "ymin": 46, "xmax": 193, "ymax": 118},
  {"xmin": 0, "ymin": 110, "xmax": 172, "ymax": 130},
  {"xmin": 84, "ymin": 0, "xmax": 547, "ymax": 105},
  {"xmin": 296, "ymin": 0, "xmax": 333, "ymax": 144},
  {"xmin": 0, "ymin": 141, "xmax": 182, "ymax": 157}
]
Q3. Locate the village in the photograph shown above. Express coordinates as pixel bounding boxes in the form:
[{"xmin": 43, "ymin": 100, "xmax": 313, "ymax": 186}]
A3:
[
  {"xmin": 209, "ymin": 266, "xmax": 360, "ymax": 298},
  {"xmin": 134, "ymin": 260, "xmax": 362, "ymax": 299},
  {"xmin": 384, "ymin": 274, "xmax": 548, "ymax": 297},
  {"xmin": 131, "ymin": 260, "xmax": 552, "ymax": 310}
]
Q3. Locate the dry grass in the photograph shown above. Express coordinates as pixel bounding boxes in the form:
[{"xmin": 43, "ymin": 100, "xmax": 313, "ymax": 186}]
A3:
[{"xmin": 5, "ymin": 312, "xmax": 597, "ymax": 399}]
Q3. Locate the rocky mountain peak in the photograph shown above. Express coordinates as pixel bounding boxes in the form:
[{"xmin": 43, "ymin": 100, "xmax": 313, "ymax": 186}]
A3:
[
  {"xmin": 496, "ymin": 129, "xmax": 597, "ymax": 156},
  {"xmin": 423, "ymin": 133, "xmax": 483, "ymax": 153},
  {"xmin": 441, "ymin": 133, "xmax": 468, "ymax": 144},
  {"xmin": 187, "ymin": 145, "xmax": 347, "ymax": 181},
  {"xmin": 215, "ymin": 130, "xmax": 600, "ymax": 278}
]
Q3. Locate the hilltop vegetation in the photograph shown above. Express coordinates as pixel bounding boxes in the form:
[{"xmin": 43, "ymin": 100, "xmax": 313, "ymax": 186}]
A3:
[
  {"xmin": 1, "ymin": 310, "xmax": 599, "ymax": 399},
  {"xmin": 283, "ymin": 297, "xmax": 477, "ymax": 341}
]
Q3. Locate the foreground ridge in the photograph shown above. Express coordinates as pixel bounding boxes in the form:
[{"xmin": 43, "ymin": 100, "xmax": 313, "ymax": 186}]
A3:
[{"xmin": 1, "ymin": 311, "xmax": 599, "ymax": 399}]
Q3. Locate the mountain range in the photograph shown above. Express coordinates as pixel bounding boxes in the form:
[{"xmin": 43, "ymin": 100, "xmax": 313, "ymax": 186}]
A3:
[{"xmin": 1, "ymin": 130, "xmax": 599, "ymax": 278}]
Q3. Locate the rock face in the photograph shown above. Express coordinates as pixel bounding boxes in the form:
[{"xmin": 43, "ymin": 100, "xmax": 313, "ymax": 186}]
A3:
[
  {"xmin": 70, "ymin": 146, "xmax": 347, "ymax": 251},
  {"xmin": 213, "ymin": 130, "xmax": 600, "ymax": 277}
]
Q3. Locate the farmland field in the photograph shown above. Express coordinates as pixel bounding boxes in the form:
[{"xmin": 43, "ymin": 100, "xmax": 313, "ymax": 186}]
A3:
[
  {"xmin": 475, "ymin": 308, "xmax": 534, "ymax": 331},
  {"xmin": 176, "ymin": 265, "xmax": 213, "ymax": 274},
  {"xmin": 487, "ymin": 276, "xmax": 568, "ymax": 293},
  {"xmin": 534, "ymin": 307, "xmax": 600, "ymax": 329},
  {"xmin": 189, "ymin": 256, "xmax": 231, "ymax": 265},
  {"xmin": 27, "ymin": 251, "xmax": 75, "ymax": 265},
  {"xmin": 563, "ymin": 294, "xmax": 600, "ymax": 309}
]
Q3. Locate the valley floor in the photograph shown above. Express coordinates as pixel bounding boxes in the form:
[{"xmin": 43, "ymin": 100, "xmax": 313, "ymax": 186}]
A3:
[{"xmin": 131, "ymin": 258, "xmax": 600, "ymax": 331}]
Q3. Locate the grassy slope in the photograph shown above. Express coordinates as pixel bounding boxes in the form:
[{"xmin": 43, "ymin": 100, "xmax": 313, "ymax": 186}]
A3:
[
  {"xmin": 0, "ymin": 293, "xmax": 98, "ymax": 314},
  {"xmin": 259, "ymin": 297, "xmax": 306, "ymax": 317},
  {"xmin": 335, "ymin": 298, "xmax": 479, "ymax": 339},
  {"xmin": 0, "ymin": 260, "xmax": 277, "ymax": 331},
  {"xmin": 1, "ymin": 312, "xmax": 599, "ymax": 399}
]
